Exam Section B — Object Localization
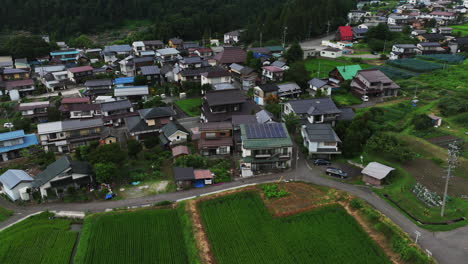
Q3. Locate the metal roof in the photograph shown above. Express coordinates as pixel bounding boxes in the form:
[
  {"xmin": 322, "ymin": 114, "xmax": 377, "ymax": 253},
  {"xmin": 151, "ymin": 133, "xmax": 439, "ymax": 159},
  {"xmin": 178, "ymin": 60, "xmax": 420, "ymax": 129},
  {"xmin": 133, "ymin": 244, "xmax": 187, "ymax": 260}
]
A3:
[
  {"xmin": 336, "ymin": 65, "xmax": 362, "ymax": 80},
  {"xmin": 140, "ymin": 66, "xmax": 160, "ymax": 75},
  {"xmin": 308, "ymin": 78, "xmax": 327, "ymax": 88},
  {"xmin": 104, "ymin": 45, "xmax": 132, "ymax": 53},
  {"xmin": 0, "ymin": 170, "xmax": 33, "ymax": 190},
  {"xmin": 287, "ymin": 98, "xmax": 340, "ymax": 116},
  {"xmin": 156, "ymin": 48, "xmax": 180, "ymax": 56},
  {"xmin": 240, "ymin": 123, "xmax": 292, "ymax": 149},
  {"xmin": 0, "ymin": 130, "xmax": 25, "ymax": 142},
  {"xmin": 84, "ymin": 79, "xmax": 112, "ymax": 87},
  {"xmin": 173, "ymin": 167, "xmax": 195, "ymax": 181},
  {"xmin": 302, "ymin": 123, "xmax": 341, "ymax": 143},
  {"xmin": 361, "ymin": 162, "xmax": 395, "ymax": 180},
  {"xmin": 205, "ymin": 89, "xmax": 246, "ymax": 106},
  {"xmin": 114, "ymin": 77, "xmax": 135, "ymax": 85},
  {"xmin": 256, "ymin": 110, "xmax": 274, "ymax": 124},
  {"xmin": 100, "ymin": 100, "xmax": 132, "ymax": 112},
  {"xmin": 114, "ymin": 86, "xmax": 149, "ymax": 97},
  {"xmin": 0, "ymin": 134, "xmax": 38, "ymax": 154},
  {"xmin": 38, "ymin": 119, "xmax": 103, "ymax": 134}
]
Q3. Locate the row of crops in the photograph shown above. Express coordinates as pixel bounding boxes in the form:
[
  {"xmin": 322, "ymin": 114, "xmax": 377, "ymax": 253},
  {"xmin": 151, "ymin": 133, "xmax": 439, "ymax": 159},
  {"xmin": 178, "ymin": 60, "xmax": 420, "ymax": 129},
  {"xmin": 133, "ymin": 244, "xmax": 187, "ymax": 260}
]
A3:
[
  {"xmin": 372, "ymin": 66, "xmax": 418, "ymax": 80},
  {"xmin": 74, "ymin": 209, "xmax": 189, "ymax": 264},
  {"xmin": 0, "ymin": 212, "xmax": 77, "ymax": 264},
  {"xmin": 386, "ymin": 58, "xmax": 444, "ymax": 73},
  {"xmin": 416, "ymin": 54, "xmax": 465, "ymax": 64},
  {"xmin": 199, "ymin": 192, "xmax": 390, "ymax": 264}
]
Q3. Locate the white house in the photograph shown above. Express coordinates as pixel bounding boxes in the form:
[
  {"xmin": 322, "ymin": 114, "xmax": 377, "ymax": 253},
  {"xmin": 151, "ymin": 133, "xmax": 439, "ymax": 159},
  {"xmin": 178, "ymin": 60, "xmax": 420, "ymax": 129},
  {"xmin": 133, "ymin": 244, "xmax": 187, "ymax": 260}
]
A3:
[
  {"xmin": 0, "ymin": 170, "xmax": 33, "ymax": 201},
  {"xmin": 301, "ymin": 123, "xmax": 341, "ymax": 158},
  {"xmin": 320, "ymin": 48, "xmax": 342, "ymax": 58},
  {"xmin": 201, "ymin": 70, "xmax": 231, "ymax": 86},
  {"xmin": 159, "ymin": 121, "xmax": 189, "ymax": 146},
  {"xmin": 224, "ymin": 30, "xmax": 243, "ymax": 44}
]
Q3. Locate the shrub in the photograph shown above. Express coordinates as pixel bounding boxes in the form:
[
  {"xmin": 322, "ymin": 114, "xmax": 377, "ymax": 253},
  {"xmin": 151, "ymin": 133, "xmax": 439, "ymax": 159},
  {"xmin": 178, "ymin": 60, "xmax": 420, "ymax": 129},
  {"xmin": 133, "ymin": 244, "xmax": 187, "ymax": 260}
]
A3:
[
  {"xmin": 362, "ymin": 207, "xmax": 380, "ymax": 223},
  {"xmin": 261, "ymin": 184, "xmax": 289, "ymax": 199},
  {"xmin": 154, "ymin": 200, "xmax": 173, "ymax": 206},
  {"xmin": 350, "ymin": 198, "xmax": 363, "ymax": 209}
]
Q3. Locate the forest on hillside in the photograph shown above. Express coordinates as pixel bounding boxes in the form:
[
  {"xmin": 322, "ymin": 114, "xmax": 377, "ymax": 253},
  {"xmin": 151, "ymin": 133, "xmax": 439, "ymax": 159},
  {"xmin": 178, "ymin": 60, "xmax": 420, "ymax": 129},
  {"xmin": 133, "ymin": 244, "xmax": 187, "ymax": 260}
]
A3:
[{"xmin": 0, "ymin": 0, "xmax": 355, "ymax": 42}]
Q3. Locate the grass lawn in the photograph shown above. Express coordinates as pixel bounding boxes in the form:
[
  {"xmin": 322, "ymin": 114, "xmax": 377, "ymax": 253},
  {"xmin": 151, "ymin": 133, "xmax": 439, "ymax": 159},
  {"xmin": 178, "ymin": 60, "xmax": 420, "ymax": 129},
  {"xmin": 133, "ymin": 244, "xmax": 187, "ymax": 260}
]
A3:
[
  {"xmin": 175, "ymin": 98, "xmax": 202, "ymax": 117},
  {"xmin": 0, "ymin": 212, "xmax": 78, "ymax": 264},
  {"xmin": 332, "ymin": 92, "xmax": 362, "ymax": 106},
  {"xmin": 199, "ymin": 192, "xmax": 390, "ymax": 264},
  {"xmin": 0, "ymin": 207, "xmax": 13, "ymax": 222},
  {"xmin": 304, "ymin": 58, "xmax": 371, "ymax": 79},
  {"xmin": 75, "ymin": 208, "xmax": 192, "ymax": 264},
  {"xmin": 450, "ymin": 23, "xmax": 468, "ymax": 36}
]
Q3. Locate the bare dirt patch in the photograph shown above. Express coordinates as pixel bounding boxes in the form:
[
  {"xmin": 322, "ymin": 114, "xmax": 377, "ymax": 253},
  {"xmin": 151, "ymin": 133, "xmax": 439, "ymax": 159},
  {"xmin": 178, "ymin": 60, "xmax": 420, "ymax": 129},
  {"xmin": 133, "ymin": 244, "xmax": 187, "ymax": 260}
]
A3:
[{"xmin": 187, "ymin": 200, "xmax": 215, "ymax": 264}]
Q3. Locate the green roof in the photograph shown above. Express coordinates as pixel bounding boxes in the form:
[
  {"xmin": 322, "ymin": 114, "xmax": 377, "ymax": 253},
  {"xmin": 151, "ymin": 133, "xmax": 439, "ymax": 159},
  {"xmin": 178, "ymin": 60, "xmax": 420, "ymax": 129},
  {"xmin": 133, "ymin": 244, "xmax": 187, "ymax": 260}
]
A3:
[
  {"xmin": 336, "ymin": 65, "xmax": 362, "ymax": 80},
  {"xmin": 265, "ymin": 46, "xmax": 284, "ymax": 52},
  {"xmin": 240, "ymin": 123, "xmax": 293, "ymax": 149}
]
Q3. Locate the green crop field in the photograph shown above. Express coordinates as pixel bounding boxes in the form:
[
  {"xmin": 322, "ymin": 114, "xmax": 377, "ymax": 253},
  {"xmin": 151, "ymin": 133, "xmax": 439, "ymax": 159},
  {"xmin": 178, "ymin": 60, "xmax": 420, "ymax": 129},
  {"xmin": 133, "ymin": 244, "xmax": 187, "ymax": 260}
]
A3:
[
  {"xmin": 450, "ymin": 23, "xmax": 468, "ymax": 36},
  {"xmin": 0, "ymin": 212, "xmax": 78, "ymax": 264},
  {"xmin": 199, "ymin": 192, "xmax": 390, "ymax": 264},
  {"xmin": 175, "ymin": 98, "xmax": 202, "ymax": 117},
  {"xmin": 386, "ymin": 59, "xmax": 444, "ymax": 73},
  {"xmin": 74, "ymin": 209, "xmax": 190, "ymax": 264}
]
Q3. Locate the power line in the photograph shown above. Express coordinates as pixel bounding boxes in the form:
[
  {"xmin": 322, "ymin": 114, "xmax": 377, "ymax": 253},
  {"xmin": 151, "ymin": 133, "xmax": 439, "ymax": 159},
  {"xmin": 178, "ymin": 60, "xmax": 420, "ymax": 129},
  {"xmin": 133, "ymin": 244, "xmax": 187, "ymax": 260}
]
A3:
[{"xmin": 440, "ymin": 142, "xmax": 459, "ymax": 217}]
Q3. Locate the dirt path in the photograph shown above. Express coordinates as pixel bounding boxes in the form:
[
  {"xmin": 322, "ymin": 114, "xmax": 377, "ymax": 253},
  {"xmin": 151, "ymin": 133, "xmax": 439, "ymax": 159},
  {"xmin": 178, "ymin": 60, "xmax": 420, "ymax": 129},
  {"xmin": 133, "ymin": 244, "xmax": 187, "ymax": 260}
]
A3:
[
  {"xmin": 187, "ymin": 200, "xmax": 215, "ymax": 264},
  {"xmin": 340, "ymin": 201, "xmax": 402, "ymax": 264}
]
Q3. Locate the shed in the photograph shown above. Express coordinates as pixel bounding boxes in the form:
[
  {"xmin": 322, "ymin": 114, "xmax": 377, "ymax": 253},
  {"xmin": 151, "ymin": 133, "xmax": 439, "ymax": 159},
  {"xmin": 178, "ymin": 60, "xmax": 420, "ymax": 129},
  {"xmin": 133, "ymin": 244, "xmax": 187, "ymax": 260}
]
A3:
[
  {"xmin": 361, "ymin": 162, "xmax": 395, "ymax": 186},
  {"xmin": 172, "ymin": 145, "xmax": 190, "ymax": 159},
  {"xmin": 428, "ymin": 114, "xmax": 442, "ymax": 127}
]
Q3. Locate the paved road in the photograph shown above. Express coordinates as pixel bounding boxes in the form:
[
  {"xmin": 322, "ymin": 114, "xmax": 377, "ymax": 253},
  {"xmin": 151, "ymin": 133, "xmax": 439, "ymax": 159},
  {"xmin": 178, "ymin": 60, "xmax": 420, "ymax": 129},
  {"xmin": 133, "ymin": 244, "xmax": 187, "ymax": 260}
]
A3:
[
  {"xmin": 27, "ymin": 87, "xmax": 82, "ymax": 99},
  {"xmin": 1, "ymin": 157, "xmax": 466, "ymax": 263},
  {"xmin": 300, "ymin": 33, "xmax": 335, "ymax": 50}
]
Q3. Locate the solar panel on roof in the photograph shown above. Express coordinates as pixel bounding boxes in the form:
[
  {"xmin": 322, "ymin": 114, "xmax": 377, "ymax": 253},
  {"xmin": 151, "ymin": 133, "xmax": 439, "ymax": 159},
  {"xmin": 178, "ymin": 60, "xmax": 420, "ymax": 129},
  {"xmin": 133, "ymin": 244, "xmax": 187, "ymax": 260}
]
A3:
[{"xmin": 245, "ymin": 123, "xmax": 286, "ymax": 139}]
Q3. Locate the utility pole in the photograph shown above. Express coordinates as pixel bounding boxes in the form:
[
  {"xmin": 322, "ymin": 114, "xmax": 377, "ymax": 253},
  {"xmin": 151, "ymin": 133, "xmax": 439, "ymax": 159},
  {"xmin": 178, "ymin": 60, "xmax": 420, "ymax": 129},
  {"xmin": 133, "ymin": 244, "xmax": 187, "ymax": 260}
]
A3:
[
  {"xmin": 440, "ymin": 142, "xmax": 459, "ymax": 217},
  {"xmin": 282, "ymin": 26, "xmax": 288, "ymax": 48},
  {"xmin": 326, "ymin": 20, "xmax": 331, "ymax": 35}
]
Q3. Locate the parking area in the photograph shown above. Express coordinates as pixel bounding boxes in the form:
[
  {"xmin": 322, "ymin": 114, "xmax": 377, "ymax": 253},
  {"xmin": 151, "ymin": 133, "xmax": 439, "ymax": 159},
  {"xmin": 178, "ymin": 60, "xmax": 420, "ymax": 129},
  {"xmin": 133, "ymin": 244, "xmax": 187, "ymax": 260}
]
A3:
[{"xmin": 308, "ymin": 159, "xmax": 362, "ymax": 182}]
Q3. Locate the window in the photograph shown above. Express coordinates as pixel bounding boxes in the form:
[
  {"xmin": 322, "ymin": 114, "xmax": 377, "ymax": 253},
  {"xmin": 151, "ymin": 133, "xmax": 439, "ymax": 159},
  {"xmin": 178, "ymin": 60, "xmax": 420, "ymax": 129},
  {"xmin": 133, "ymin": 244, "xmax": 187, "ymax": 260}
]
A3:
[
  {"xmin": 282, "ymin": 148, "xmax": 289, "ymax": 155},
  {"xmin": 206, "ymin": 132, "xmax": 216, "ymax": 139},
  {"xmin": 219, "ymin": 146, "xmax": 228, "ymax": 155},
  {"xmin": 323, "ymin": 142, "xmax": 336, "ymax": 146},
  {"xmin": 220, "ymin": 132, "xmax": 226, "ymax": 136},
  {"xmin": 176, "ymin": 136, "xmax": 180, "ymax": 140}
]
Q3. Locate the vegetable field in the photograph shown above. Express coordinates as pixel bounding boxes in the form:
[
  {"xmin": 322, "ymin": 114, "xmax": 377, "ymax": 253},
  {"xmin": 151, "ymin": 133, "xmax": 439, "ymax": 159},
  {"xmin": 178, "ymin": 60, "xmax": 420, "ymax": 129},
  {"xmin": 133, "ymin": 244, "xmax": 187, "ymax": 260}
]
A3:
[
  {"xmin": 74, "ymin": 209, "xmax": 189, "ymax": 264},
  {"xmin": 417, "ymin": 54, "xmax": 465, "ymax": 64},
  {"xmin": 199, "ymin": 192, "xmax": 390, "ymax": 264},
  {"xmin": 0, "ymin": 212, "xmax": 78, "ymax": 264},
  {"xmin": 372, "ymin": 66, "xmax": 417, "ymax": 80},
  {"xmin": 386, "ymin": 59, "xmax": 444, "ymax": 73}
]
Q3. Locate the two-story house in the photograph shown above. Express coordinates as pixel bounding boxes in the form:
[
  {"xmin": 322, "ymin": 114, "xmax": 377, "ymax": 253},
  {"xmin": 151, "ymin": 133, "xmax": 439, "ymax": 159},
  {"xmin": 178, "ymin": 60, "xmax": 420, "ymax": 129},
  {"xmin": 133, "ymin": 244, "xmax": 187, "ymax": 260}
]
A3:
[
  {"xmin": 282, "ymin": 98, "xmax": 342, "ymax": 126},
  {"xmin": 159, "ymin": 121, "xmax": 189, "ymax": 147},
  {"xmin": 156, "ymin": 48, "xmax": 181, "ymax": 65},
  {"xmin": 200, "ymin": 69, "xmax": 231, "ymax": 86},
  {"xmin": 179, "ymin": 56, "xmax": 203, "ymax": 69},
  {"xmin": 143, "ymin": 40, "xmax": 164, "ymax": 51},
  {"xmin": 390, "ymin": 44, "xmax": 417, "ymax": 60},
  {"xmin": 83, "ymin": 79, "xmax": 113, "ymax": 98},
  {"xmin": 350, "ymin": 69, "xmax": 400, "ymax": 98},
  {"xmin": 0, "ymin": 130, "xmax": 38, "ymax": 162},
  {"xmin": 224, "ymin": 30, "xmax": 242, "ymax": 44},
  {"xmin": 103, "ymin": 45, "xmax": 133, "ymax": 63},
  {"xmin": 119, "ymin": 56, "xmax": 135, "ymax": 77},
  {"xmin": 138, "ymin": 66, "xmax": 161, "ymax": 85},
  {"xmin": 239, "ymin": 123, "xmax": 293, "ymax": 177},
  {"xmin": 198, "ymin": 122, "xmax": 233, "ymax": 156},
  {"xmin": 0, "ymin": 68, "xmax": 35, "ymax": 101},
  {"xmin": 69, "ymin": 104, "xmax": 102, "ymax": 119},
  {"xmin": 50, "ymin": 49, "xmax": 80, "ymax": 63},
  {"xmin": 201, "ymin": 89, "xmax": 257, "ymax": 122},
  {"xmin": 67, "ymin": 66, "xmax": 93, "ymax": 83},
  {"xmin": 261, "ymin": 66, "xmax": 284, "ymax": 82},
  {"xmin": 18, "ymin": 101, "xmax": 50, "ymax": 123},
  {"xmin": 59, "ymin": 97, "xmax": 91, "ymax": 114},
  {"xmin": 415, "ymin": 42, "xmax": 446, "ymax": 55},
  {"xmin": 301, "ymin": 123, "xmax": 342, "ymax": 158},
  {"xmin": 214, "ymin": 47, "xmax": 247, "ymax": 67},
  {"xmin": 253, "ymin": 84, "xmax": 278, "ymax": 106},
  {"xmin": 114, "ymin": 85, "xmax": 149, "ymax": 102},
  {"xmin": 37, "ymin": 119, "xmax": 104, "ymax": 153},
  {"xmin": 125, "ymin": 106, "xmax": 176, "ymax": 141},
  {"xmin": 229, "ymin": 63, "xmax": 257, "ymax": 90},
  {"xmin": 329, "ymin": 65, "xmax": 362, "ymax": 83},
  {"xmin": 100, "ymin": 100, "xmax": 136, "ymax": 126},
  {"xmin": 168, "ymin": 38, "xmax": 184, "ymax": 49}
]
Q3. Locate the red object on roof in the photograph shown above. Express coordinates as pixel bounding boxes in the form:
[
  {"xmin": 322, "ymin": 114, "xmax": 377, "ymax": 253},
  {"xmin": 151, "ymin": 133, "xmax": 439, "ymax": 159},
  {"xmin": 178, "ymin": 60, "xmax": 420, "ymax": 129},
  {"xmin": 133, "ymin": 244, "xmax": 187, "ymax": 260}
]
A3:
[
  {"xmin": 194, "ymin": 169, "xmax": 213, "ymax": 179},
  {"xmin": 262, "ymin": 66, "xmax": 284, "ymax": 73},
  {"xmin": 337, "ymin": 26, "xmax": 353, "ymax": 41},
  {"xmin": 68, "ymin": 66, "xmax": 93, "ymax": 73},
  {"xmin": 5, "ymin": 79, "xmax": 34, "ymax": 90},
  {"xmin": 61, "ymin": 97, "xmax": 91, "ymax": 104}
]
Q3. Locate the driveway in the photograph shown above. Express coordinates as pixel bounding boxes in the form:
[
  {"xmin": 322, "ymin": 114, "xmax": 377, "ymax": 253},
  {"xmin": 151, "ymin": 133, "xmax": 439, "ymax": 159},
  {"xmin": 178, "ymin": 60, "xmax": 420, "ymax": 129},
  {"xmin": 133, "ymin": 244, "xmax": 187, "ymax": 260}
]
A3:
[{"xmin": 1, "ymin": 157, "xmax": 467, "ymax": 263}]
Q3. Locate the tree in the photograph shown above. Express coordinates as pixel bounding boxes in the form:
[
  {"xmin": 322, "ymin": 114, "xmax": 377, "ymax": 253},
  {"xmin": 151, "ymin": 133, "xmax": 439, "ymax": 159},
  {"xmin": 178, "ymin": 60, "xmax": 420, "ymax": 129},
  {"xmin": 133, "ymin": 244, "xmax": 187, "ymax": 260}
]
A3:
[
  {"xmin": 127, "ymin": 139, "xmax": 142, "ymax": 158},
  {"xmin": 86, "ymin": 143, "xmax": 126, "ymax": 165},
  {"xmin": 68, "ymin": 34, "xmax": 94, "ymax": 48},
  {"xmin": 134, "ymin": 75, "xmax": 147, "ymax": 86},
  {"xmin": 284, "ymin": 62, "xmax": 310, "ymax": 89},
  {"xmin": 412, "ymin": 114, "xmax": 433, "ymax": 130},
  {"xmin": 47, "ymin": 107, "xmax": 62, "ymax": 122},
  {"xmin": 175, "ymin": 154, "xmax": 206, "ymax": 168},
  {"xmin": 13, "ymin": 118, "xmax": 31, "ymax": 133},
  {"xmin": 427, "ymin": 18, "xmax": 437, "ymax": 28},
  {"xmin": 93, "ymin": 163, "xmax": 117, "ymax": 183},
  {"xmin": 366, "ymin": 23, "xmax": 392, "ymax": 41},
  {"xmin": 366, "ymin": 133, "xmax": 415, "ymax": 162},
  {"xmin": 283, "ymin": 113, "xmax": 300, "ymax": 133},
  {"xmin": 265, "ymin": 103, "xmax": 282, "ymax": 119},
  {"xmin": 285, "ymin": 42, "xmax": 303, "ymax": 64},
  {"xmin": 4, "ymin": 34, "xmax": 54, "ymax": 59},
  {"xmin": 143, "ymin": 96, "xmax": 167, "ymax": 108},
  {"xmin": 265, "ymin": 94, "xmax": 280, "ymax": 104}
]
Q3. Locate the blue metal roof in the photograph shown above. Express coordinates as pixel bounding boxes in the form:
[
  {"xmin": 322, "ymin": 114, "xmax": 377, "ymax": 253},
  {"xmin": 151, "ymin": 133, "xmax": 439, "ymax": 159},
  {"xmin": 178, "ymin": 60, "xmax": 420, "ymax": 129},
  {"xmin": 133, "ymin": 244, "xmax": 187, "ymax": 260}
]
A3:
[
  {"xmin": 114, "ymin": 77, "xmax": 135, "ymax": 85},
  {"xmin": 0, "ymin": 130, "xmax": 25, "ymax": 142},
  {"xmin": 50, "ymin": 50, "xmax": 79, "ymax": 56},
  {"xmin": 0, "ymin": 134, "xmax": 38, "ymax": 154}
]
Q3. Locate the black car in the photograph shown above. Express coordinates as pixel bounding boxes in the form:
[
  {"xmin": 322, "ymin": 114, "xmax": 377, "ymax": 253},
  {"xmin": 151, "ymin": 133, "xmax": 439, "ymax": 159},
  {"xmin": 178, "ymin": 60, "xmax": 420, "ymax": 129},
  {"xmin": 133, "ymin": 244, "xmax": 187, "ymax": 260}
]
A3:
[
  {"xmin": 313, "ymin": 159, "xmax": 331, "ymax": 166},
  {"xmin": 325, "ymin": 167, "xmax": 348, "ymax": 179}
]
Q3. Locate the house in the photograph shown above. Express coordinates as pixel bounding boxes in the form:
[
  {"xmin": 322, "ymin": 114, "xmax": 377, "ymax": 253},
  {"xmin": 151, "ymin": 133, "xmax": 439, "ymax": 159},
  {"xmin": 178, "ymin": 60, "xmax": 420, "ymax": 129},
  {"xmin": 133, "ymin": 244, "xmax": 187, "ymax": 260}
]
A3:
[
  {"xmin": 417, "ymin": 33, "xmax": 445, "ymax": 43},
  {"xmin": 416, "ymin": 42, "xmax": 446, "ymax": 55},
  {"xmin": 211, "ymin": 83, "xmax": 236, "ymax": 93},
  {"xmin": 201, "ymin": 89, "xmax": 257, "ymax": 122},
  {"xmin": 224, "ymin": 30, "xmax": 243, "ymax": 44},
  {"xmin": 50, "ymin": 50, "xmax": 80, "ymax": 63},
  {"xmin": 100, "ymin": 100, "xmax": 135, "ymax": 126},
  {"xmin": 125, "ymin": 107, "xmax": 176, "ymax": 140},
  {"xmin": 248, "ymin": 47, "xmax": 272, "ymax": 58},
  {"xmin": 387, "ymin": 14, "xmax": 409, "ymax": 25},
  {"xmin": 156, "ymin": 48, "xmax": 180, "ymax": 64},
  {"xmin": 448, "ymin": 37, "xmax": 468, "ymax": 53},
  {"xmin": 83, "ymin": 79, "xmax": 113, "ymax": 98},
  {"xmin": 229, "ymin": 63, "xmax": 257, "ymax": 90},
  {"xmin": 350, "ymin": 69, "xmax": 400, "ymax": 98},
  {"xmin": 159, "ymin": 121, "xmax": 189, "ymax": 147},
  {"xmin": 301, "ymin": 123, "xmax": 341, "ymax": 158},
  {"xmin": 437, "ymin": 27, "xmax": 453, "ymax": 35},
  {"xmin": 388, "ymin": 25, "xmax": 404, "ymax": 33},
  {"xmin": 103, "ymin": 45, "xmax": 132, "ymax": 63},
  {"xmin": 118, "ymin": 56, "xmax": 135, "ymax": 76},
  {"xmin": 18, "ymin": 101, "xmax": 50, "ymax": 122},
  {"xmin": 361, "ymin": 162, "xmax": 395, "ymax": 186},
  {"xmin": 352, "ymin": 27, "xmax": 368, "ymax": 40},
  {"xmin": 32, "ymin": 156, "xmax": 93, "ymax": 198},
  {"xmin": 231, "ymin": 115, "xmax": 258, "ymax": 151},
  {"xmin": 390, "ymin": 44, "xmax": 417, "ymax": 60},
  {"xmin": 68, "ymin": 103, "xmax": 102, "ymax": 119},
  {"xmin": 138, "ymin": 65, "xmax": 161, "ymax": 85},
  {"xmin": 214, "ymin": 47, "xmax": 247, "ymax": 66},
  {"xmin": 59, "ymin": 97, "xmax": 91, "ymax": 114},
  {"xmin": 37, "ymin": 119, "xmax": 105, "ymax": 153},
  {"xmin": 427, "ymin": 11, "xmax": 456, "ymax": 22},
  {"xmin": 0, "ymin": 130, "xmax": 38, "ymax": 162},
  {"xmin": 261, "ymin": 66, "xmax": 284, "ymax": 82},
  {"xmin": 270, "ymin": 60, "xmax": 289, "ymax": 70},
  {"xmin": 329, "ymin": 65, "xmax": 363, "ymax": 83},
  {"xmin": 308, "ymin": 78, "xmax": 332, "ymax": 96},
  {"xmin": 277, "ymin": 82, "xmax": 302, "ymax": 99},
  {"xmin": 198, "ymin": 122, "xmax": 233, "ymax": 156},
  {"xmin": 67, "ymin": 66, "xmax": 93, "ymax": 83},
  {"xmin": 0, "ymin": 79, "xmax": 36, "ymax": 101},
  {"xmin": 348, "ymin": 10, "xmax": 367, "ymax": 23},
  {"xmin": 256, "ymin": 110, "xmax": 274, "ymax": 124},
  {"xmin": 239, "ymin": 123, "xmax": 293, "ymax": 177},
  {"xmin": 173, "ymin": 167, "xmax": 213, "ymax": 190},
  {"xmin": 181, "ymin": 42, "xmax": 200, "ymax": 51},
  {"xmin": 178, "ymin": 66, "xmax": 221, "ymax": 82},
  {"xmin": 201, "ymin": 69, "xmax": 232, "ymax": 86},
  {"xmin": 1, "ymin": 68, "xmax": 30, "ymax": 80},
  {"xmin": 132, "ymin": 41, "xmax": 146, "ymax": 56},
  {"xmin": 320, "ymin": 47, "xmax": 342, "ymax": 58},
  {"xmin": 99, "ymin": 127, "xmax": 119, "ymax": 145},
  {"xmin": 179, "ymin": 56, "xmax": 203, "ymax": 69},
  {"xmin": 133, "ymin": 57, "xmax": 154, "ymax": 71},
  {"xmin": 172, "ymin": 145, "xmax": 190, "ymax": 159},
  {"xmin": 0, "ymin": 56, "xmax": 14, "ymax": 68},
  {"xmin": 283, "ymin": 98, "xmax": 342, "ymax": 126},
  {"xmin": 0, "ymin": 170, "xmax": 34, "ymax": 201},
  {"xmin": 114, "ymin": 86, "xmax": 149, "ymax": 102},
  {"xmin": 336, "ymin": 26, "xmax": 353, "ymax": 41},
  {"xmin": 253, "ymin": 84, "xmax": 278, "ymax": 106},
  {"xmin": 143, "ymin": 40, "xmax": 164, "ymax": 51},
  {"xmin": 191, "ymin": 47, "xmax": 213, "ymax": 58},
  {"xmin": 168, "ymin": 38, "xmax": 184, "ymax": 49}
]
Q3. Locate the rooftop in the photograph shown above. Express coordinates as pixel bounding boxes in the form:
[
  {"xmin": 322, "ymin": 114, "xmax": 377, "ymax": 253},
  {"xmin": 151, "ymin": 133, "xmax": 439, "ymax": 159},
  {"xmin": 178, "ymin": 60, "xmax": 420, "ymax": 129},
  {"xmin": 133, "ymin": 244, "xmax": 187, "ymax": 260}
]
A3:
[
  {"xmin": 287, "ymin": 98, "xmax": 341, "ymax": 116},
  {"xmin": 361, "ymin": 162, "xmax": 395, "ymax": 180},
  {"xmin": 302, "ymin": 123, "xmax": 341, "ymax": 142},
  {"xmin": 205, "ymin": 89, "xmax": 246, "ymax": 106},
  {"xmin": 240, "ymin": 123, "xmax": 292, "ymax": 149},
  {"xmin": 0, "ymin": 170, "xmax": 33, "ymax": 190}
]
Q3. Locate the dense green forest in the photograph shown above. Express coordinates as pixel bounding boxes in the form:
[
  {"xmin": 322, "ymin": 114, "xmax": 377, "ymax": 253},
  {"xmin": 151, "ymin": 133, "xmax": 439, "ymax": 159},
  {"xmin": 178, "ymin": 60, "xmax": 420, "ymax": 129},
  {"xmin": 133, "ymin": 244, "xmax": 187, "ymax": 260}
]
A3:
[{"xmin": 0, "ymin": 0, "xmax": 355, "ymax": 42}]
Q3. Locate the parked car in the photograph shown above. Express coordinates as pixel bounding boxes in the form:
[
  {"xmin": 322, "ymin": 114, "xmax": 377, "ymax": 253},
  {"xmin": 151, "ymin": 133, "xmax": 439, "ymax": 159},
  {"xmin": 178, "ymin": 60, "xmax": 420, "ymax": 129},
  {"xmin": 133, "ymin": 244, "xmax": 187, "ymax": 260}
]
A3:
[
  {"xmin": 325, "ymin": 167, "xmax": 348, "ymax": 179},
  {"xmin": 361, "ymin": 95, "xmax": 369, "ymax": 102},
  {"xmin": 3, "ymin": 122, "xmax": 13, "ymax": 128},
  {"xmin": 313, "ymin": 159, "xmax": 331, "ymax": 166}
]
